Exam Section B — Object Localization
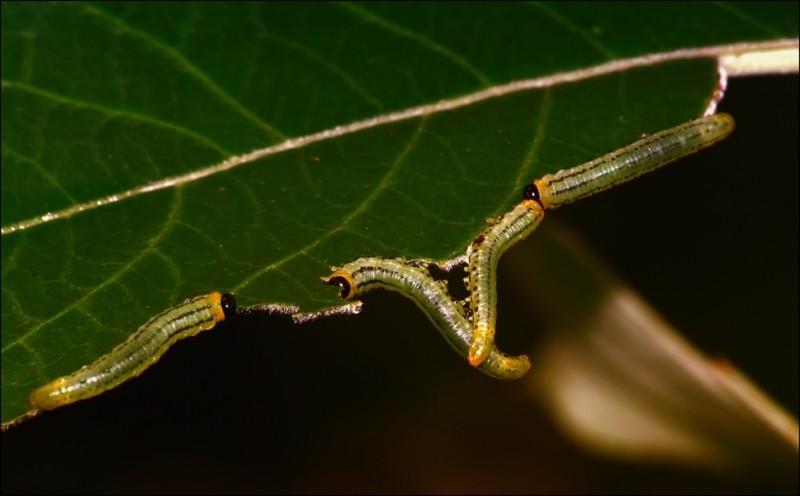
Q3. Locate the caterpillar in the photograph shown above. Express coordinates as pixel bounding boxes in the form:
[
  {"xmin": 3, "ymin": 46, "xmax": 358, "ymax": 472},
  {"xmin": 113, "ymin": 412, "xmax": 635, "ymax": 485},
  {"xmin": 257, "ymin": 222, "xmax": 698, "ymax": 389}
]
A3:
[
  {"xmin": 28, "ymin": 292, "xmax": 236, "ymax": 411},
  {"xmin": 526, "ymin": 113, "xmax": 735, "ymax": 209},
  {"xmin": 322, "ymin": 257, "xmax": 531, "ymax": 380},
  {"xmin": 465, "ymin": 113, "xmax": 735, "ymax": 366},
  {"xmin": 465, "ymin": 200, "xmax": 545, "ymax": 366}
]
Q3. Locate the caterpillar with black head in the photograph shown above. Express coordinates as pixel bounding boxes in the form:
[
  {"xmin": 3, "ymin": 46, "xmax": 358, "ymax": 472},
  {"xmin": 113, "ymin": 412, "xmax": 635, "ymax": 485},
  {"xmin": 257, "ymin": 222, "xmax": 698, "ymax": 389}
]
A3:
[
  {"xmin": 323, "ymin": 257, "xmax": 531, "ymax": 380},
  {"xmin": 29, "ymin": 292, "xmax": 237, "ymax": 411},
  {"xmin": 465, "ymin": 113, "xmax": 735, "ymax": 366}
]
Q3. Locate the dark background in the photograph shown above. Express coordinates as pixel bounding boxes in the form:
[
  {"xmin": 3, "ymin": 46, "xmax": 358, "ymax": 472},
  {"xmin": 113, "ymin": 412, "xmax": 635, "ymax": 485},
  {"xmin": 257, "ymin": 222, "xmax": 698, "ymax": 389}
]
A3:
[{"xmin": 2, "ymin": 75, "xmax": 797, "ymax": 494}]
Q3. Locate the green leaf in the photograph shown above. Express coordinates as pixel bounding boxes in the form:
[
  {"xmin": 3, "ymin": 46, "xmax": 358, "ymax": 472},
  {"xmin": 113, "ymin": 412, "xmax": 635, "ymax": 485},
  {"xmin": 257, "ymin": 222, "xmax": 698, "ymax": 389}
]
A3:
[{"xmin": 1, "ymin": 2, "xmax": 797, "ymax": 425}]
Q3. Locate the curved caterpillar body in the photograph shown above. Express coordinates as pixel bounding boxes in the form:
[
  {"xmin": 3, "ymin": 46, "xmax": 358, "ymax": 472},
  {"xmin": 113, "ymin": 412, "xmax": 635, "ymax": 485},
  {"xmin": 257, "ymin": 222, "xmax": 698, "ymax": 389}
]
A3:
[
  {"xmin": 465, "ymin": 113, "xmax": 735, "ymax": 366},
  {"xmin": 323, "ymin": 257, "xmax": 531, "ymax": 380},
  {"xmin": 28, "ymin": 292, "xmax": 236, "ymax": 411},
  {"xmin": 465, "ymin": 199, "xmax": 545, "ymax": 366}
]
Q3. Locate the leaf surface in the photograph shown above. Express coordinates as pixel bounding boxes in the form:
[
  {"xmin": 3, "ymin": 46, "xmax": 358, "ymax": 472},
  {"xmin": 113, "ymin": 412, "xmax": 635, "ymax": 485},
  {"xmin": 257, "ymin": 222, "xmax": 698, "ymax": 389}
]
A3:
[{"xmin": 2, "ymin": 1, "xmax": 797, "ymax": 423}]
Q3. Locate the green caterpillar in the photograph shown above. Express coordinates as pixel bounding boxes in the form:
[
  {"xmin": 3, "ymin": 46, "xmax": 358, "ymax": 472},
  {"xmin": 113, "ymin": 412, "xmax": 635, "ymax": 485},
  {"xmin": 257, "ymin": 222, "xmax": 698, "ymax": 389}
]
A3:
[
  {"xmin": 465, "ymin": 113, "xmax": 735, "ymax": 366},
  {"xmin": 29, "ymin": 292, "xmax": 236, "ymax": 411},
  {"xmin": 323, "ymin": 257, "xmax": 531, "ymax": 380}
]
